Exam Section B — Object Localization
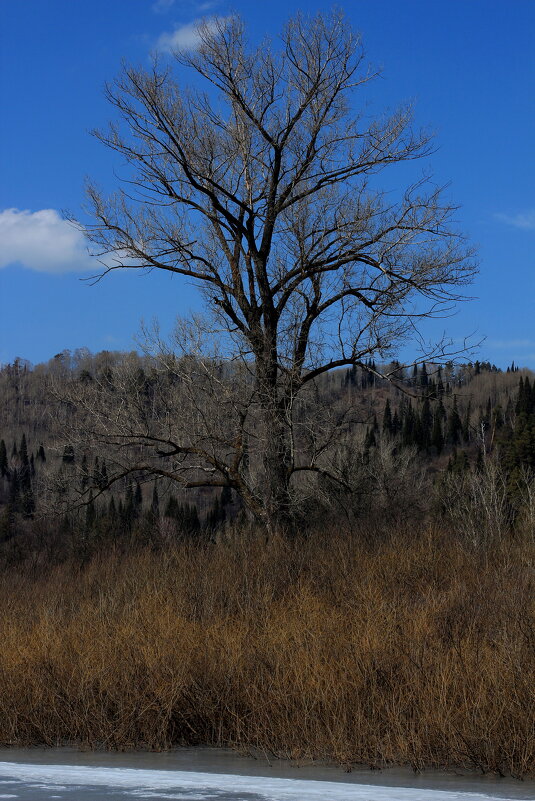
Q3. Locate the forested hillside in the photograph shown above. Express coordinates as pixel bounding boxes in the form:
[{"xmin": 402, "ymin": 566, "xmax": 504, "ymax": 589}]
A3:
[{"xmin": 0, "ymin": 350, "xmax": 533, "ymax": 565}]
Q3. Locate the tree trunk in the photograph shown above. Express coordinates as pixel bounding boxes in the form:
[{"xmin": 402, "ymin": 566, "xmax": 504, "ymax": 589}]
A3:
[
  {"xmin": 255, "ymin": 349, "xmax": 294, "ymax": 533},
  {"xmin": 261, "ymin": 405, "xmax": 294, "ymax": 533}
]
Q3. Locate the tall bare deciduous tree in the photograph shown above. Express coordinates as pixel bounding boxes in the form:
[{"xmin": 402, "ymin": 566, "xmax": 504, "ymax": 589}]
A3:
[{"xmin": 77, "ymin": 11, "xmax": 476, "ymax": 530}]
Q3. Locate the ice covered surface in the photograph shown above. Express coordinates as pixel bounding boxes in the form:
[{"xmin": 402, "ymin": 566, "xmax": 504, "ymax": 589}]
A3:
[{"xmin": 0, "ymin": 761, "xmax": 532, "ymax": 801}]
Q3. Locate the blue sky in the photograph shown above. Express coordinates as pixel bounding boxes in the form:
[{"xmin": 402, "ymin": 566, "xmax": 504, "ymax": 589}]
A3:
[{"xmin": 1, "ymin": 0, "xmax": 534, "ymax": 368}]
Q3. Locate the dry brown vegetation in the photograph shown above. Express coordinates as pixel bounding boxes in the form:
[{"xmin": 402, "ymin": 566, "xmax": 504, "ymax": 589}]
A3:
[{"xmin": 0, "ymin": 527, "xmax": 534, "ymax": 777}]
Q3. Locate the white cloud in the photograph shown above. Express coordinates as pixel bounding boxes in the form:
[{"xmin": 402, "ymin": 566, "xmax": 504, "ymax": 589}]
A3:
[
  {"xmin": 152, "ymin": 0, "xmax": 220, "ymax": 14},
  {"xmin": 152, "ymin": 0, "xmax": 176, "ymax": 13},
  {"xmin": 0, "ymin": 208, "xmax": 94, "ymax": 273},
  {"xmin": 196, "ymin": 1, "xmax": 221, "ymax": 10},
  {"xmin": 488, "ymin": 339, "xmax": 535, "ymax": 349},
  {"xmin": 156, "ymin": 15, "xmax": 228, "ymax": 53},
  {"xmin": 495, "ymin": 209, "xmax": 535, "ymax": 230}
]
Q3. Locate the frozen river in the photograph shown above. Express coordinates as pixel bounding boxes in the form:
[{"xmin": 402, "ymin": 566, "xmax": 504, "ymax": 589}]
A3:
[{"xmin": 0, "ymin": 748, "xmax": 533, "ymax": 801}]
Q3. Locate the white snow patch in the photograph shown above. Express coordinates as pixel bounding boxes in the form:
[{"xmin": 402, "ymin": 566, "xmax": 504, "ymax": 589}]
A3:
[{"xmin": 0, "ymin": 761, "xmax": 522, "ymax": 800}]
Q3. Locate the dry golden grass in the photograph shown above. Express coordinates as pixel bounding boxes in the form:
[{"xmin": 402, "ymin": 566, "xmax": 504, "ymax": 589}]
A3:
[{"xmin": 0, "ymin": 527, "xmax": 534, "ymax": 776}]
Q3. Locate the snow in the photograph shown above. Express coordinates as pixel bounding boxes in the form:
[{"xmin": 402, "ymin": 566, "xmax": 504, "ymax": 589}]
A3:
[{"xmin": 0, "ymin": 761, "xmax": 529, "ymax": 801}]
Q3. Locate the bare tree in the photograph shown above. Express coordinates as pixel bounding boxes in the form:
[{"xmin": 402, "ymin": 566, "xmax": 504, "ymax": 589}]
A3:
[{"xmin": 76, "ymin": 11, "xmax": 476, "ymax": 530}]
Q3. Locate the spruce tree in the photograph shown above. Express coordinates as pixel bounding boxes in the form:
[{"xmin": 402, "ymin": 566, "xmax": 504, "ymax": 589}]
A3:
[
  {"xmin": 431, "ymin": 414, "xmax": 444, "ymax": 455},
  {"xmin": 85, "ymin": 490, "xmax": 96, "ymax": 530},
  {"xmin": 402, "ymin": 403, "xmax": 416, "ymax": 447},
  {"xmin": 81, "ymin": 454, "xmax": 89, "ymax": 490},
  {"xmin": 419, "ymin": 362, "xmax": 429, "ymax": 388},
  {"xmin": 164, "ymin": 495, "xmax": 179, "ymax": 519},
  {"xmin": 21, "ymin": 485, "xmax": 35, "ymax": 518},
  {"xmin": 124, "ymin": 484, "xmax": 135, "ymax": 530},
  {"xmin": 92, "ymin": 456, "xmax": 100, "ymax": 487},
  {"xmin": 420, "ymin": 397, "xmax": 433, "ymax": 450},
  {"xmin": 151, "ymin": 483, "xmax": 160, "ymax": 517},
  {"xmin": 134, "ymin": 481, "xmax": 143, "ymax": 514},
  {"xmin": 62, "ymin": 444, "xmax": 75, "ymax": 464},
  {"xmin": 462, "ymin": 400, "xmax": 472, "ymax": 443},
  {"xmin": 364, "ymin": 426, "xmax": 376, "ymax": 450},
  {"xmin": 108, "ymin": 496, "xmax": 117, "ymax": 521},
  {"xmin": 447, "ymin": 396, "xmax": 462, "ymax": 445},
  {"xmin": 186, "ymin": 504, "xmax": 200, "ymax": 533},
  {"xmin": 206, "ymin": 496, "xmax": 223, "ymax": 530},
  {"xmin": 0, "ymin": 503, "xmax": 14, "ymax": 543},
  {"xmin": 382, "ymin": 399, "xmax": 393, "ymax": 435},
  {"xmin": 0, "ymin": 439, "xmax": 7, "ymax": 477},
  {"xmin": 8, "ymin": 468, "xmax": 20, "ymax": 512},
  {"xmin": 18, "ymin": 435, "xmax": 31, "ymax": 497},
  {"xmin": 99, "ymin": 460, "xmax": 108, "ymax": 490},
  {"xmin": 19, "ymin": 434, "xmax": 29, "ymax": 465},
  {"xmin": 220, "ymin": 484, "xmax": 232, "ymax": 509}
]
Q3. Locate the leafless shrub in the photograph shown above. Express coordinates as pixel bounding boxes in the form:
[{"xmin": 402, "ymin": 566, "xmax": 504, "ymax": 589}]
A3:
[{"xmin": 438, "ymin": 459, "xmax": 512, "ymax": 548}]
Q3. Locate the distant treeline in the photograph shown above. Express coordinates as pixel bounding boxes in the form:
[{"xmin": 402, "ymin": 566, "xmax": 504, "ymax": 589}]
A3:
[{"xmin": 0, "ymin": 351, "xmax": 534, "ymax": 564}]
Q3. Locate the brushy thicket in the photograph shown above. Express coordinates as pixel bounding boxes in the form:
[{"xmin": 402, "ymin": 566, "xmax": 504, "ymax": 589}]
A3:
[{"xmin": 0, "ymin": 526, "xmax": 534, "ymax": 777}]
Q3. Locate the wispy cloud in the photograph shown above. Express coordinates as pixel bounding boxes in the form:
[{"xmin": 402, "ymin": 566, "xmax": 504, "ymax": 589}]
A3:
[
  {"xmin": 156, "ymin": 15, "xmax": 228, "ymax": 53},
  {"xmin": 152, "ymin": 0, "xmax": 220, "ymax": 13},
  {"xmin": 152, "ymin": 0, "xmax": 176, "ymax": 13},
  {"xmin": 488, "ymin": 339, "xmax": 535, "ymax": 350},
  {"xmin": 0, "ymin": 208, "xmax": 93, "ymax": 273},
  {"xmin": 495, "ymin": 209, "xmax": 535, "ymax": 231},
  {"xmin": 196, "ymin": 1, "xmax": 221, "ymax": 10}
]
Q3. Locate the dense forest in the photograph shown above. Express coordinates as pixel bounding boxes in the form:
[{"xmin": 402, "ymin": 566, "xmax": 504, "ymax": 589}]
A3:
[{"xmin": 0, "ymin": 349, "xmax": 534, "ymax": 566}]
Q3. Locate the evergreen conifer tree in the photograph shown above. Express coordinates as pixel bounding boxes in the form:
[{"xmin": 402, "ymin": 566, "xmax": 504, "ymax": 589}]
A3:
[
  {"xmin": 447, "ymin": 396, "xmax": 462, "ymax": 445},
  {"xmin": 364, "ymin": 426, "xmax": 376, "ymax": 450},
  {"xmin": 134, "ymin": 481, "xmax": 143, "ymax": 514},
  {"xmin": 124, "ymin": 484, "xmax": 135, "ymax": 530},
  {"xmin": 92, "ymin": 456, "xmax": 100, "ymax": 486},
  {"xmin": 0, "ymin": 439, "xmax": 7, "ymax": 477},
  {"xmin": 462, "ymin": 401, "xmax": 472, "ymax": 443},
  {"xmin": 85, "ymin": 490, "xmax": 96, "ymax": 530},
  {"xmin": 419, "ymin": 362, "xmax": 429, "ymax": 388},
  {"xmin": 402, "ymin": 403, "xmax": 416, "ymax": 447},
  {"xmin": 99, "ymin": 460, "xmax": 108, "ymax": 490},
  {"xmin": 62, "ymin": 444, "xmax": 75, "ymax": 464},
  {"xmin": 220, "ymin": 484, "xmax": 232, "ymax": 509},
  {"xmin": 431, "ymin": 414, "xmax": 444, "ymax": 455},
  {"xmin": 382, "ymin": 399, "xmax": 393, "ymax": 435},
  {"xmin": 420, "ymin": 397, "xmax": 433, "ymax": 450},
  {"xmin": 81, "ymin": 454, "xmax": 89, "ymax": 490},
  {"xmin": 164, "ymin": 495, "xmax": 179, "ymax": 518},
  {"xmin": 108, "ymin": 496, "xmax": 117, "ymax": 521},
  {"xmin": 8, "ymin": 468, "xmax": 20, "ymax": 512},
  {"xmin": 151, "ymin": 483, "xmax": 160, "ymax": 517},
  {"xmin": 19, "ymin": 434, "xmax": 28, "ymax": 465}
]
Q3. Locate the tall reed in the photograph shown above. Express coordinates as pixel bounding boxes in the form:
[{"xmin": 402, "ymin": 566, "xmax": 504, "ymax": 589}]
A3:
[{"xmin": 0, "ymin": 527, "xmax": 533, "ymax": 776}]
